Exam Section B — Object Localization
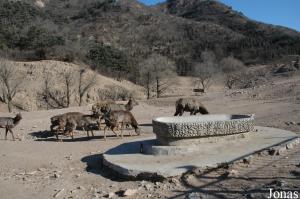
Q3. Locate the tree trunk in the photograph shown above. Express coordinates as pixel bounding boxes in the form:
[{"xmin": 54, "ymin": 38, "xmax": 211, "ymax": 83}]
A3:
[
  {"xmin": 156, "ymin": 77, "xmax": 160, "ymax": 98},
  {"xmin": 7, "ymin": 100, "xmax": 12, "ymax": 112},
  {"xmin": 146, "ymin": 72, "xmax": 150, "ymax": 100}
]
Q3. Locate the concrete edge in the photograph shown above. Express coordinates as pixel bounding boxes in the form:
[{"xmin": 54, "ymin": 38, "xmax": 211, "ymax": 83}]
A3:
[{"xmin": 103, "ymin": 136, "xmax": 300, "ymax": 181}]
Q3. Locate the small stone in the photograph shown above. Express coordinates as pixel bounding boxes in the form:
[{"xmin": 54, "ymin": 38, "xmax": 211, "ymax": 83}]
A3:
[
  {"xmin": 75, "ymin": 174, "xmax": 81, "ymax": 178},
  {"xmin": 26, "ymin": 171, "xmax": 37, "ymax": 175},
  {"xmin": 54, "ymin": 173, "xmax": 60, "ymax": 178},
  {"xmin": 66, "ymin": 156, "xmax": 72, "ymax": 160},
  {"xmin": 224, "ymin": 169, "xmax": 239, "ymax": 178},
  {"xmin": 169, "ymin": 178, "xmax": 180, "ymax": 185},
  {"xmin": 77, "ymin": 186, "xmax": 85, "ymax": 190},
  {"xmin": 104, "ymin": 192, "xmax": 116, "ymax": 198},
  {"xmin": 122, "ymin": 189, "xmax": 137, "ymax": 197},
  {"xmin": 290, "ymin": 121, "xmax": 296, "ymax": 125},
  {"xmin": 38, "ymin": 168, "xmax": 46, "ymax": 172},
  {"xmin": 243, "ymin": 156, "xmax": 252, "ymax": 164},
  {"xmin": 32, "ymin": 125, "xmax": 38, "ymax": 128},
  {"xmin": 144, "ymin": 184, "xmax": 153, "ymax": 191},
  {"xmin": 271, "ymin": 179, "xmax": 286, "ymax": 187}
]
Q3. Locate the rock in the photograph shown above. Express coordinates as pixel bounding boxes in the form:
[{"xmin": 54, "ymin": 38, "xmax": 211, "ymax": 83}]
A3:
[
  {"xmin": 122, "ymin": 189, "xmax": 137, "ymax": 197},
  {"xmin": 169, "ymin": 178, "xmax": 180, "ymax": 185},
  {"xmin": 38, "ymin": 168, "xmax": 46, "ymax": 172},
  {"xmin": 53, "ymin": 189, "xmax": 64, "ymax": 198},
  {"xmin": 77, "ymin": 186, "xmax": 85, "ymax": 190},
  {"xmin": 225, "ymin": 169, "xmax": 239, "ymax": 178},
  {"xmin": 32, "ymin": 125, "xmax": 38, "ymax": 128},
  {"xmin": 75, "ymin": 174, "xmax": 81, "ymax": 178},
  {"xmin": 186, "ymin": 192, "xmax": 201, "ymax": 199},
  {"xmin": 271, "ymin": 179, "xmax": 286, "ymax": 187},
  {"xmin": 54, "ymin": 173, "xmax": 60, "ymax": 178},
  {"xmin": 104, "ymin": 192, "xmax": 116, "ymax": 198},
  {"xmin": 296, "ymin": 163, "xmax": 300, "ymax": 168},
  {"xmin": 66, "ymin": 156, "xmax": 72, "ymax": 160},
  {"xmin": 26, "ymin": 171, "xmax": 37, "ymax": 175},
  {"xmin": 243, "ymin": 156, "xmax": 252, "ymax": 164},
  {"xmin": 144, "ymin": 184, "xmax": 153, "ymax": 191}
]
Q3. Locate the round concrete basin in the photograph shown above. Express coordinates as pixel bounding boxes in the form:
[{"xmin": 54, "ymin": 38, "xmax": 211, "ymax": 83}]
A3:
[{"xmin": 152, "ymin": 114, "xmax": 254, "ymax": 139}]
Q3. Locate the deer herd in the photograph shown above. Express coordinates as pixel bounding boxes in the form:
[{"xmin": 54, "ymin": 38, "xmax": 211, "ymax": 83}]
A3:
[{"xmin": 0, "ymin": 97, "xmax": 209, "ymax": 141}]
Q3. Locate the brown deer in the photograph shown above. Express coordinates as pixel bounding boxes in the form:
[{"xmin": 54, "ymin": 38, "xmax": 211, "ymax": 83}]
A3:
[
  {"xmin": 103, "ymin": 110, "xmax": 141, "ymax": 140},
  {"xmin": 50, "ymin": 112, "xmax": 83, "ymax": 132},
  {"xmin": 0, "ymin": 113, "xmax": 22, "ymax": 141},
  {"xmin": 174, "ymin": 97, "xmax": 209, "ymax": 116},
  {"xmin": 51, "ymin": 112, "xmax": 99, "ymax": 141},
  {"xmin": 93, "ymin": 98, "xmax": 139, "ymax": 130},
  {"xmin": 62, "ymin": 113, "xmax": 100, "ymax": 140},
  {"xmin": 100, "ymin": 97, "xmax": 139, "ymax": 113}
]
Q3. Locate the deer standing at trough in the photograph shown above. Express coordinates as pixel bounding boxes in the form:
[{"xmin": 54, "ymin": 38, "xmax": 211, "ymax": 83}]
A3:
[
  {"xmin": 0, "ymin": 113, "xmax": 22, "ymax": 141},
  {"xmin": 174, "ymin": 97, "xmax": 209, "ymax": 116}
]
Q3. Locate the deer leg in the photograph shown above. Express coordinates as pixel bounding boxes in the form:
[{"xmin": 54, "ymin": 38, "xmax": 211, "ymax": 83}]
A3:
[
  {"xmin": 71, "ymin": 129, "xmax": 74, "ymax": 140},
  {"xmin": 104, "ymin": 126, "xmax": 107, "ymax": 141},
  {"xmin": 120, "ymin": 123, "xmax": 124, "ymax": 139},
  {"xmin": 9, "ymin": 129, "xmax": 15, "ymax": 141},
  {"xmin": 110, "ymin": 125, "xmax": 119, "ymax": 138},
  {"xmin": 5, "ymin": 128, "xmax": 8, "ymax": 140},
  {"xmin": 84, "ymin": 127, "xmax": 90, "ymax": 138}
]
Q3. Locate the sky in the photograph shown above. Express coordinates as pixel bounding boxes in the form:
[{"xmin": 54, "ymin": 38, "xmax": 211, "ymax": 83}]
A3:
[{"xmin": 138, "ymin": 0, "xmax": 300, "ymax": 32}]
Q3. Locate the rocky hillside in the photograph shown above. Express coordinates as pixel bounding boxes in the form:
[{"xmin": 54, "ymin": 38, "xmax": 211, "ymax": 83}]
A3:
[{"xmin": 0, "ymin": 0, "xmax": 299, "ymax": 77}]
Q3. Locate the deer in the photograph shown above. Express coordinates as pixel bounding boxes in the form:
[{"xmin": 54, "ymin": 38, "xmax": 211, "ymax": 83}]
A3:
[
  {"xmin": 0, "ymin": 113, "xmax": 22, "ymax": 141},
  {"xmin": 62, "ymin": 112, "xmax": 101, "ymax": 140},
  {"xmin": 100, "ymin": 97, "xmax": 139, "ymax": 113},
  {"xmin": 102, "ymin": 110, "xmax": 141, "ymax": 140},
  {"xmin": 50, "ymin": 112, "xmax": 83, "ymax": 132},
  {"xmin": 174, "ymin": 97, "xmax": 209, "ymax": 116},
  {"xmin": 92, "ymin": 98, "xmax": 139, "ymax": 130},
  {"xmin": 50, "ymin": 112, "xmax": 99, "ymax": 141}
]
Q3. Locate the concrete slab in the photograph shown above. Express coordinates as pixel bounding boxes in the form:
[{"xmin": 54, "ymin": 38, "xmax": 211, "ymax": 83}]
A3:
[{"xmin": 103, "ymin": 126, "xmax": 299, "ymax": 179}]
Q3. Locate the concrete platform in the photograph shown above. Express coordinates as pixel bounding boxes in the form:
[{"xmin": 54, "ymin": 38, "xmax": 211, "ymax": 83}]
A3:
[{"xmin": 103, "ymin": 126, "xmax": 299, "ymax": 179}]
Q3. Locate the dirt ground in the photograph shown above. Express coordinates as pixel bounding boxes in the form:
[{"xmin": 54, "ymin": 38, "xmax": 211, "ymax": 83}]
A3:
[{"xmin": 0, "ymin": 73, "xmax": 299, "ymax": 199}]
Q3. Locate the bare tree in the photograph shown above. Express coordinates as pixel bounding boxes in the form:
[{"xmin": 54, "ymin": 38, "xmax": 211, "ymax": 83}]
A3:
[
  {"xmin": 192, "ymin": 51, "xmax": 219, "ymax": 92},
  {"xmin": 38, "ymin": 72, "xmax": 66, "ymax": 109},
  {"xmin": 62, "ymin": 70, "xmax": 76, "ymax": 107},
  {"xmin": 38, "ymin": 68, "xmax": 77, "ymax": 109},
  {"xmin": 78, "ymin": 69, "xmax": 96, "ymax": 106},
  {"xmin": 139, "ymin": 54, "xmax": 176, "ymax": 98},
  {"xmin": 139, "ymin": 61, "xmax": 154, "ymax": 99},
  {"xmin": 0, "ymin": 59, "xmax": 25, "ymax": 112},
  {"xmin": 220, "ymin": 56, "xmax": 246, "ymax": 89}
]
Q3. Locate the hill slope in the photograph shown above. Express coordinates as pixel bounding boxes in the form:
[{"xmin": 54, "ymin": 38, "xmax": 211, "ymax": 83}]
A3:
[{"xmin": 0, "ymin": 0, "xmax": 299, "ymax": 76}]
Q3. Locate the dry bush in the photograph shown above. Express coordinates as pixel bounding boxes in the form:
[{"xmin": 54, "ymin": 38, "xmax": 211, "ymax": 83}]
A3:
[
  {"xmin": 97, "ymin": 85, "xmax": 133, "ymax": 101},
  {"xmin": 220, "ymin": 56, "xmax": 246, "ymax": 89}
]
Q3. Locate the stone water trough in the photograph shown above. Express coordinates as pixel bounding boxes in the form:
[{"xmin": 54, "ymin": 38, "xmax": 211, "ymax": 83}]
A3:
[
  {"xmin": 103, "ymin": 114, "xmax": 299, "ymax": 179},
  {"xmin": 153, "ymin": 114, "xmax": 254, "ymax": 146}
]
